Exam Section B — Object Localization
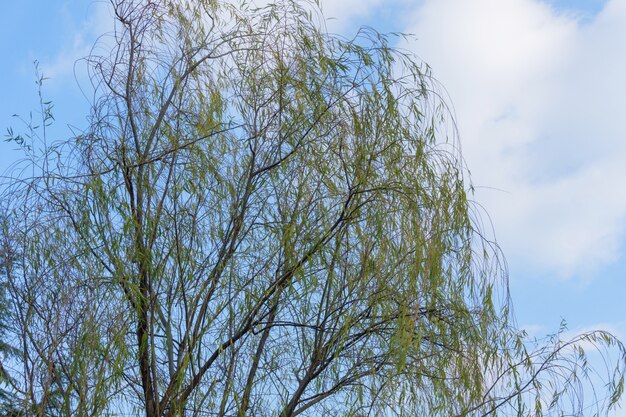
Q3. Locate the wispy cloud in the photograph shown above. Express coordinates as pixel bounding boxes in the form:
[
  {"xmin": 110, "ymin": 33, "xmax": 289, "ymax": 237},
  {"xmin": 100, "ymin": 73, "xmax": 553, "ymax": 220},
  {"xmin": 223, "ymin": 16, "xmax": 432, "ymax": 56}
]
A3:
[
  {"xmin": 41, "ymin": 2, "xmax": 114, "ymax": 85},
  {"xmin": 37, "ymin": 0, "xmax": 626, "ymax": 281},
  {"xmin": 400, "ymin": 0, "xmax": 626, "ymax": 280}
]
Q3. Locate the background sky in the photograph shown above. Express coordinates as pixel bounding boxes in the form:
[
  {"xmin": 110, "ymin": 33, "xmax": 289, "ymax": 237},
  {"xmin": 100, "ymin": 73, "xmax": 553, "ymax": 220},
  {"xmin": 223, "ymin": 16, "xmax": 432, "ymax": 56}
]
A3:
[{"xmin": 1, "ymin": 0, "xmax": 625, "ymax": 412}]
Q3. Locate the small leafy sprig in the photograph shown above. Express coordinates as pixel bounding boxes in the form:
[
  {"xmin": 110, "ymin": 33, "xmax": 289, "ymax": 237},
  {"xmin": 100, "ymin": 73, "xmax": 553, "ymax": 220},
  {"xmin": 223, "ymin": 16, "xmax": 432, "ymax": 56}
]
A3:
[{"xmin": 4, "ymin": 60, "xmax": 55, "ymax": 154}]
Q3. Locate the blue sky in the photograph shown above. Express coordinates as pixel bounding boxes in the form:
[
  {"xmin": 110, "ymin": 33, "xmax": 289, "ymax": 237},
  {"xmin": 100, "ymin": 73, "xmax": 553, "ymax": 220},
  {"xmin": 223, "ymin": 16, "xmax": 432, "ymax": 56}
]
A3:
[
  {"xmin": 1, "ymin": 0, "xmax": 624, "ymax": 410},
  {"xmin": 0, "ymin": 0, "xmax": 107, "ymax": 169}
]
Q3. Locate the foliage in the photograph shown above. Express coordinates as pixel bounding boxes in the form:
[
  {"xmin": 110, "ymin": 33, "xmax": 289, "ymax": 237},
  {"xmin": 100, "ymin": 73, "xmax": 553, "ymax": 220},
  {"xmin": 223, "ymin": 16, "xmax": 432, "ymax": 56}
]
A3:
[{"xmin": 0, "ymin": 1, "xmax": 624, "ymax": 416}]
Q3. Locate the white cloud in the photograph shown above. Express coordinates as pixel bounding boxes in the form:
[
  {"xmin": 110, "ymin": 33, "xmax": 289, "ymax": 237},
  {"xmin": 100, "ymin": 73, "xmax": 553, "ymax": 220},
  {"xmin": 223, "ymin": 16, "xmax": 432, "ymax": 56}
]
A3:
[
  {"xmin": 42, "ymin": 0, "xmax": 394, "ymax": 85},
  {"xmin": 42, "ymin": 1, "xmax": 114, "ymax": 85},
  {"xmin": 233, "ymin": 0, "xmax": 389, "ymax": 33},
  {"xmin": 400, "ymin": 0, "xmax": 626, "ymax": 279},
  {"xmin": 319, "ymin": 0, "xmax": 383, "ymax": 23},
  {"xmin": 39, "ymin": 0, "xmax": 626, "ymax": 281}
]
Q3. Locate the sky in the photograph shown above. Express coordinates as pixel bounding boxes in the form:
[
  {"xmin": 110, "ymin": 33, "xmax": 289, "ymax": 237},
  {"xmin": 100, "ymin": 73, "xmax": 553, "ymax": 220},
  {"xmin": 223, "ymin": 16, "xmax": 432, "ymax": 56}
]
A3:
[
  {"xmin": 401, "ymin": 0, "xmax": 626, "ymax": 331},
  {"xmin": 318, "ymin": 0, "xmax": 626, "ymax": 339},
  {"xmin": 1, "ymin": 0, "xmax": 625, "ymax": 411}
]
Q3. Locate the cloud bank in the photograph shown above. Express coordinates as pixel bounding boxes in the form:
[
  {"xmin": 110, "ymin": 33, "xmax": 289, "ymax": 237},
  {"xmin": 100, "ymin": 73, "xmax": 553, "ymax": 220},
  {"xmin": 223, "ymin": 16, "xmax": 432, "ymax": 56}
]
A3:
[
  {"xmin": 400, "ymin": 0, "xmax": 626, "ymax": 280},
  {"xmin": 45, "ymin": 0, "xmax": 626, "ymax": 282}
]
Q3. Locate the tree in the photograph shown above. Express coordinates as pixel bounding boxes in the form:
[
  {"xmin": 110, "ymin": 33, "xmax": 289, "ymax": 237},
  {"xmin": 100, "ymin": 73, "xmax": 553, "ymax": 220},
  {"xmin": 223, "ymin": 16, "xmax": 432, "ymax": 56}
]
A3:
[{"xmin": 0, "ymin": 1, "xmax": 624, "ymax": 416}]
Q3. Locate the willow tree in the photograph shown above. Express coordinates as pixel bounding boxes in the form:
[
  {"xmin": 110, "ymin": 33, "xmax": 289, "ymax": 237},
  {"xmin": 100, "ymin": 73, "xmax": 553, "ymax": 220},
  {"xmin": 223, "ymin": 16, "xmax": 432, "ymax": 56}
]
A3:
[{"xmin": 0, "ymin": 1, "xmax": 624, "ymax": 416}]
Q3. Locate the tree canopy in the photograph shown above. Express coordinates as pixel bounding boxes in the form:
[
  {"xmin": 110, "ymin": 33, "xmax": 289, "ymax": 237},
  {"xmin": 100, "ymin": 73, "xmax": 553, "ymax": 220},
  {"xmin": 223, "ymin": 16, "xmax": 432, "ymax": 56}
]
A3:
[{"xmin": 0, "ymin": 1, "xmax": 624, "ymax": 416}]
